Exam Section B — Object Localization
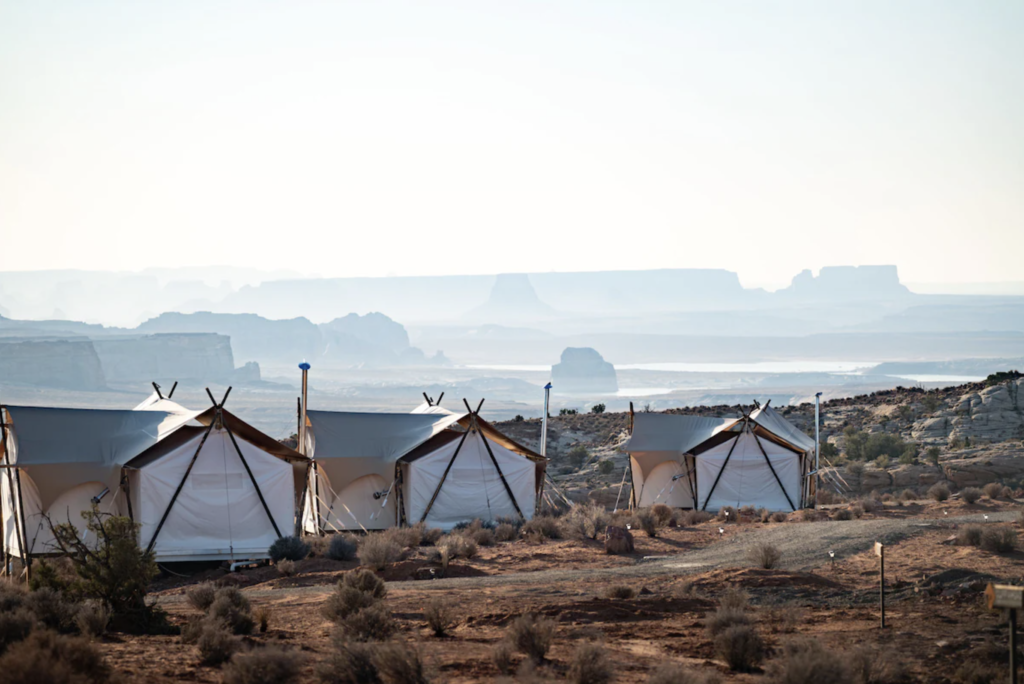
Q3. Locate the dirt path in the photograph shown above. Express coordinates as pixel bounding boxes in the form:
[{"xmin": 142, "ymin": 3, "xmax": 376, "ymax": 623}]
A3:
[{"xmin": 158, "ymin": 510, "xmax": 1014, "ymax": 605}]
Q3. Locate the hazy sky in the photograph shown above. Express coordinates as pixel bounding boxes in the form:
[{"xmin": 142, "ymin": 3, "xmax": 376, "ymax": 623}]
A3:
[{"xmin": 1, "ymin": 1, "xmax": 1021, "ymax": 288}]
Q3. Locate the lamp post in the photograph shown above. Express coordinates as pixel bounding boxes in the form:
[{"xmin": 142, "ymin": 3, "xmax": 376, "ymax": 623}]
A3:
[
  {"xmin": 541, "ymin": 382, "xmax": 552, "ymax": 459},
  {"xmin": 815, "ymin": 391, "xmax": 823, "ymax": 505}
]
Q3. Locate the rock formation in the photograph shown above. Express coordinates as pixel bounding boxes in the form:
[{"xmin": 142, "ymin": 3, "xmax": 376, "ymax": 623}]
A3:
[
  {"xmin": 464, "ymin": 274, "xmax": 555, "ymax": 322},
  {"xmin": 551, "ymin": 347, "xmax": 618, "ymax": 394},
  {"xmin": 778, "ymin": 265, "xmax": 910, "ymax": 302},
  {"xmin": 910, "ymin": 378, "xmax": 1024, "ymax": 446},
  {"xmin": 0, "ymin": 338, "xmax": 106, "ymax": 390},
  {"xmin": 93, "ymin": 333, "xmax": 235, "ymax": 383}
]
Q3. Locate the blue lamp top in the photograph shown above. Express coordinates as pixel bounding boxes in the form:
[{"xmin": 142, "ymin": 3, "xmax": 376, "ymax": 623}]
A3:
[{"xmin": 299, "ymin": 362, "xmax": 311, "ymax": 371}]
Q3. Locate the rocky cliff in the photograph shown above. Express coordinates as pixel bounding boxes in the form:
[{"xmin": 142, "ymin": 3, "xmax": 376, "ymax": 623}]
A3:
[
  {"xmin": 136, "ymin": 312, "xmax": 321, "ymax": 363},
  {"xmin": 779, "ymin": 265, "xmax": 910, "ymax": 302},
  {"xmin": 551, "ymin": 347, "xmax": 618, "ymax": 394},
  {"xmin": 464, "ymin": 274, "xmax": 555, "ymax": 322},
  {"xmin": 0, "ymin": 338, "xmax": 107, "ymax": 390},
  {"xmin": 93, "ymin": 333, "xmax": 235, "ymax": 383}
]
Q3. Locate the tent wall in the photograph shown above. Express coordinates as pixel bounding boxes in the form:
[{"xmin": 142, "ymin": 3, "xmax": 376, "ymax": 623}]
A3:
[
  {"xmin": 132, "ymin": 429, "xmax": 294, "ymax": 561},
  {"xmin": 633, "ymin": 456, "xmax": 695, "ymax": 508},
  {"xmin": 402, "ymin": 432, "xmax": 536, "ymax": 530},
  {"xmin": 696, "ymin": 432, "xmax": 800, "ymax": 512},
  {"xmin": 304, "ymin": 467, "xmax": 397, "ymax": 532}
]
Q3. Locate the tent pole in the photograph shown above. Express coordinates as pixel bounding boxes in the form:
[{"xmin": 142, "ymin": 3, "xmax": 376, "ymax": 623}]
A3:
[
  {"xmin": 296, "ymin": 462, "xmax": 311, "ymax": 537},
  {"xmin": 146, "ymin": 421, "xmax": 216, "ymax": 554},
  {"xmin": 121, "ymin": 469, "xmax": 135, "ymax": 523},
  {"xmin": 222, "ymin": 414, "xmax": 283, "ymax": 538},
  {"xmin": 1, "ymin": 407, "xmax": 26, "ymax": 575},
  {"xmin": 535, "ymin": 463, "xmax": 546, "ymax": 515},
  {"xmin": 13, "ymin": 464, "xmax": 30, "ymax": 580},
  {"xmin": 0, "ymin": 408, "xmax": 8, "ymax": 574},
  {"xmin": 313, "ymin": 462, "xmax": 323, "ymax": 534},
  {"xmin": 751, "ymin": 431, "xmax": 797, "ymax": 512},
  {"xmin": 686, "ymin": 455, "xmax": 698, "ymax": 510},
  {"xmin": 420, "ymin": 428, "xmax": 472, "ymax": 523},
  {"xmin": 627, "ymin": 455, "xmax": 637, "ymax": 510},
  {"xmin": 476, "ymin": 417, "xmax": 525, "ymax": 520},
  {"xmin": 700, "ymin": 434, "xmax": 742, "ymax": 512},
  {"xmin": 395, "ymin": 463, "xmax": 406, "ymax": 527}
]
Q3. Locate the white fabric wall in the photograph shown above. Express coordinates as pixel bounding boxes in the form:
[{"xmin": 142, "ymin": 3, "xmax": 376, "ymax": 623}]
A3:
[
  {"xmin": 404, "ymin": 432, "xmax": 536, "ymax": 530},
  {"xmin": 135, "ymin": 429, "xmax": 293, "ymax": 561},
  {"xmin": 636, "ymin": 459, "xmax": 694, "ymax": 508},
  {"xmin": 696, "ymin": 431, "xmax": 800, "ymax": 512},
  {"xmin": 306, "ymin": 469, "xmax": 396, "ymax": 532},
  {"xmin": 3, "ymin": 474, "xmax": 121, "ymax": 558}
]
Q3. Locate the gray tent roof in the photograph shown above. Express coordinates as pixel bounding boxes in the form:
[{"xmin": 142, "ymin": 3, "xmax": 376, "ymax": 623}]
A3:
[
  {"xmin": 4, "ymin": 405, "xmax": 183, "ymax": 467},
  {"xmin": 623, "ymin": 414, "xmax": 737, "ymax": 454},
  {"xmin": 749, "ymin": 405, "xmax": 815, "ymax": 453},
  {"xmin": 306, "ymin": 410, "xmax": 466, "ymax": 463}
]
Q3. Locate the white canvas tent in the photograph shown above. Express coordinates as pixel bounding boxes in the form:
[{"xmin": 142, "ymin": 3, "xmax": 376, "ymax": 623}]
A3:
[
  {"xmin": 1, "ymin": 395, "xmax": 309, "ymax": 567},
  {"xmin": 303, "ymin": 404, "xmax": 546, "ymax": 532},
  {"xmin": 624, "ymin": 403, "xmax": 813, "ymax": 512}
]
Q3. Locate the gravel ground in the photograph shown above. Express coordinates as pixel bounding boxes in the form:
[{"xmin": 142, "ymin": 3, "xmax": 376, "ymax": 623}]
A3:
[{"xmin": 161, "ymin": 510, "xmax": 1015, "ymax": 604}]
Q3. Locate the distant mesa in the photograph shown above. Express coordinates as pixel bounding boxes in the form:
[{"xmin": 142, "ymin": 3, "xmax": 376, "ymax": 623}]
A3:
[
  {"xmin": 551, "ymin": 347, "xmax": 618, "ymax": 394},
  {"xmin": 778, "ymin": 266, "xmax": 910, "ymax": 301},
  {"xmin": 464, "ymin": 274, "xmax": 555, "ymax": 322}
]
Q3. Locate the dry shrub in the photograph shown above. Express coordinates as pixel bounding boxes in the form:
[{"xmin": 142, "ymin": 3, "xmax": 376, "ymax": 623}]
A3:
[
  {"xmin": 0, "ymin": 629, "xmax": 111, "ymax": 684},
  {"xmin": 714, "ymin": 624, "xmax": 764, "ymax": 672},
  {"xmin": 749, "ymin": 542, "xmax": 782, "ymax": 569},
  {"xmin": 603, "ymin": 585, "xmax": 636, "ymax": 600},
  {"xmin": 651, "ymin": 504, "xmax": 674, "ymax": 526},
  {"xmin": 327, "ymin": 535, "xmax": 359, "ymax": 561},
  {"xmin": 880, "ymin": 493, "xmax": 893, "ymax": 502},
  {"xmin": 422, "ymin": 528, "xmax": 444, "ymax": 546},
  {"xmin": 322, "ymin": 587, "xmax": 377, "ymax": 623},
  {"xmin": 849, "ymin": 504, "xmax": 865, "ymax": 519},
  {"xmin": 209, "ymin": 587, "xmax": 254, "ymax": 635},
  {"xmin": 962, "ymin": 487, "xmax": 982, "ymax": 504},
  {"xmin": 384, "ymin": 526, "xmax": 422, "ymax": 550},
  {"xmin": 179, "ymin": 615, "xmax": 205, "ymax": 645},
  {"xmin": 197, "ymin": 621, "xmax": 239, "ymax": 665},
  {"xmin": 75, "ymin": 601, "xmax": 110, "ymax": 638},
  {"xmin": 682, "ymin": 510, "xmax": 714, "ymax": 525},
  {"xmin": 24, "ymin": 588, "xmax": 77, "ymax": 633},
  {"xmin": 254, "ymin": 606, "xmax": 272, "ymax": 634},
  {"xmin": 495, "ymin": 523, "xmax": 519, "ymax": 542},
  {"xmin": 374, "ymin": 642, "xmax": 431, "ymax": 684},
  {"xmin": 521, "ymin": 516, "xmax": 561, "ymax": 541},
  {"xmin": 983, "ymin": 482, "xmax": 1003, "ymax": 499},
  {"xmin": 1001, "ymin": 486, "xmax": 1014, "ymax": 499},
  {"xmin": 315, "ymin": 639, "xmax": 379, "ymax": 684},
  {"xmin": 832, "ymin": 508, "xmax": 852, "ymax": 521},
  {"xmin": 846, "ymin": 646, "xmax": 909, "ymax": 684},
  {"xmin": 470, "ymin": 527, "xmax": 496, "ymax": 547},
  {"xmin": 308, "ymin": 536, "xmax": 331, "ymax": 558},
  {"xmin": 787, "ymin": 509, "xmax": 825, "ymax": 523},
  {"xmin": 859, "ymin": 497, "xmax": 879, "ymax": 513},
  {"xmin": 0, "ymin": 609, "xmax": 35, "ymax": 655},
  {"xmin": 568, "ymin": 642, "xmax": 613, "ymax": 684},
  {"xmin": 899, "ymin": 489, "xmax": 917, "ymax": 502},
  {"xmin": 604, "ymin": 526, "xmax": 634, "ymax": 555},
  {"xmin": 719, "ymin": 587, "xmax": 750, "ymax": 611},
  {"xmin": 186, "ymin": 583, "xmax": 218, "ymax": 612},
  {"xmin": 928, "ymin": 483, "xmax": 951, "ymax": 502},
  {"xmin": 636, "ymin": 508, "xmax": 660, "ymax": 537},
  {"xmin": 223, "ymin": 646, "xmax": 302, "ymax": 684},
  {"xmin": 359, "ymin": 534, "xmax": 402, "ymax": 570},
  {"xmin": 424, "ymin": 597, "xmax": 457, "ymax": 636},
  {"xmin": 765, "ymin": 638, "xmax": 853, "ymax": 684},
  {"xmin": 437, "ymin": 534, "xmax": 477, "ymax": 560},
  {"xmin": 277, "ymin": 559, "xmax": 297, "ymax": 577},
  {"xmin": 268, "ymin": 536, "xmax": 310, "ymax": 562},
  {"xmin": 958, "ymin": 525, "xmax": 983, "ymax": 547},
  {"xmin": 953, "ymin": 660, "xmax": 1002, "ymax": 684},
  {"xmin": 704, "ymin": 607, "xmax": 751, "ymax": 638},
  {"xmin": 717, "ymin": 506, "xmax": 738, "ymax": 523},
  {"xmin": 646, "ymin": 663, "xmax": 722, "ymax": 684},
  {"xmin": 344, "ymin": 569, "xmax": 388, "ymax": 598},
  {"xmin": 492, "ymin": 640, "xmax": 516, "ymax": 675},
  {"xmin": 762, "ymin": 601, "xmax": 803, "ymax": 634},
  {"xmin": 980, "ymin": 527, "xmax": 1017, "ymax": 554},
  {"xmin": 508, "ymin": 613, "xmax": 556, "ymax": 663},
  {"xmin": 560, "ymin": 503, "xmax": 609, "ymax": 540},
  {"xmin": 338, "ymin": 604, "xmax": 396, "ymax": 642},
  {"xmin": 770, "ymin": 511, "xmax": 788, "ymax": 523}
]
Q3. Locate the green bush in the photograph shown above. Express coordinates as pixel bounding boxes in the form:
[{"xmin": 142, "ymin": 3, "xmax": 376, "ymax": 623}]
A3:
[
  {"xmin": 714, "ymin": 624, "xmax": 764, "ymax": 672},
  {"xmin": 327, "ymin": 535, "xmax": 359, "ymax": 562},
  {"xmin": 508, "ymin": 613, "xmax": 556, "ymax": 664},
  {"xmin": 0, "ymin": 629, "xmax": 112, "ymax": 684},
  {"xmin": 268, "ymin": 536, "xmax": 310, "ymax": 562},
  {"xmin": 590, "ymin": 404, "xmax": 606, "ymax": 415},
  {"xmin": 925, "ymin": 446, "xmax": 941, "ymax": 465},
  {"xmin": 597, "ymin": 459, "xmax": 615, "ymax": 475},
  {"xmin": 208, "ymin": 587, "xmax": 255, "ymax": 635},
  {"xmin": 567, "ymin": 445, "xmax": 589, "ymax": 469}
]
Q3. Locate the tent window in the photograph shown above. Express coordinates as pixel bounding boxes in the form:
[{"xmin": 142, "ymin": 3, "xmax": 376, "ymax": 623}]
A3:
[{"xmin": 190, "ymin": 474, "xmax": 248, "ymax": 491}]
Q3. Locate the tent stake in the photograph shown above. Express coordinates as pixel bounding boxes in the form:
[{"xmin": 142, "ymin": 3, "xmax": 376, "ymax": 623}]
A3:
[
  {"xmin": 751, "ymin": 432, "xmax": 797, "ymax": 511},
  {"xmin": 146, "ymin": 421, "xmax": 216, "ymax": 554}
]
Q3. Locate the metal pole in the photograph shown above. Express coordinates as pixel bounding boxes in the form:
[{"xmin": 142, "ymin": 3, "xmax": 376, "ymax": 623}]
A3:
[
  {"xmin": 541, "ymin": 383, "xmax": 551, "ymax": 459},
  {"xmin": 298, "ymin": 363, "xmax": 310, "ymax": 458},
  {"xmin": 1011, "ymin": 607, "xmax": 1018, "ymax": 684},
  {"xmin": 879, "ymin": 546, "xmax": 885, "ymax": 629},
  {"xmin": 814, "ymin": 391, "xmax": 822, "ymax": 507}
]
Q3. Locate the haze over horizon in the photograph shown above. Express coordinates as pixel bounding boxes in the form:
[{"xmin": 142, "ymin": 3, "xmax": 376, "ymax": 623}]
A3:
[{"xmin": 2, "ymin": 1, "xmax": 1022, "ymax": 286}]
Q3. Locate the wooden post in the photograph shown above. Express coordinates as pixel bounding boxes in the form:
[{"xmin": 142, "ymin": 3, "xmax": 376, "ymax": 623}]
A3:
[
  {"xmin": 985, "ymin": 584, "xmax": 1023, "ymax": 684},
  {"xmin": 875, "ymin": 541, "xmax": 885, "ymax": 629}
]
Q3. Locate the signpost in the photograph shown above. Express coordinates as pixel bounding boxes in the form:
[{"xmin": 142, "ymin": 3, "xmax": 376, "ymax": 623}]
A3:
[
  {"xmin": 875, "ymin": 542, "xmax": 885, "ymax": 628},
  {"xmin": 985, "ymin": 583, "xmax": 1022, "ymax": 684}
]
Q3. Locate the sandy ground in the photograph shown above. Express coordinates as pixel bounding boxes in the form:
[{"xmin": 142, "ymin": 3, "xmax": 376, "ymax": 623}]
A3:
[{"xmin": 98, "ymin": 499, "xmax": 1024, "ymax": 682}]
